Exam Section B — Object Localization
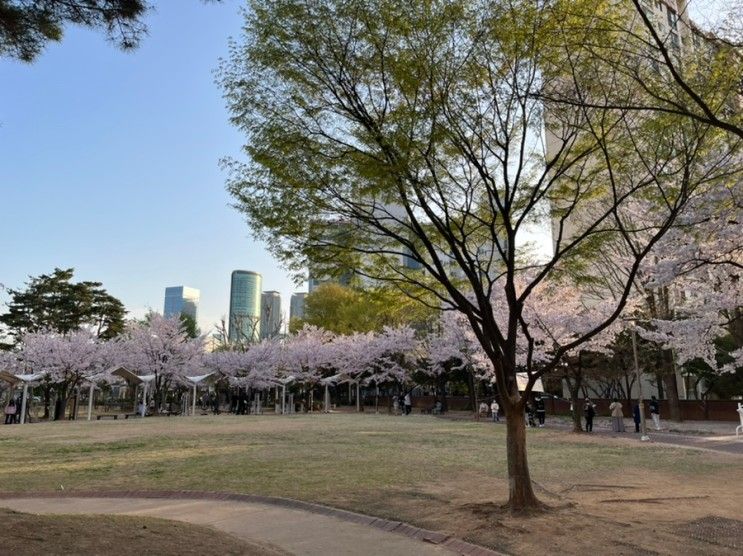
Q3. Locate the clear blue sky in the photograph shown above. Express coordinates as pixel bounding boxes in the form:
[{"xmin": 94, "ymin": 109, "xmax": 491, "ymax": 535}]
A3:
[
  {"xmin": 0, "ymin": 0, "xmax": 304, "ymax": 334},
  {"xmin": 0, "ymin": 0, "xmax": 720, "ymax": 335}
]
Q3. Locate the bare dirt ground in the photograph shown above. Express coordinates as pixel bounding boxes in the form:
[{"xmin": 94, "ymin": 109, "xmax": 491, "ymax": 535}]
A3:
[
  {"xmin": 360, "ymin": 430, "xmax": 743, "ymax": 555},
  {"xmin": 0, "ymin": 507, "xmax": 286, "ymax": 555}
]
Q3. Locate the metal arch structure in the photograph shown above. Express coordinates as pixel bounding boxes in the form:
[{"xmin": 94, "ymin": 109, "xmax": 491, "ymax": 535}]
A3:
[{"xmin": 0, "ymin": 372, "xmax": 45, "ymax": 425}]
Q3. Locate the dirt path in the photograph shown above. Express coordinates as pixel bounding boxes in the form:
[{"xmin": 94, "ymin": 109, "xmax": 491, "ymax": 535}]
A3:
[{"xmin": 0, "ymin": 493, "xmax": 499, "ymax": 556}]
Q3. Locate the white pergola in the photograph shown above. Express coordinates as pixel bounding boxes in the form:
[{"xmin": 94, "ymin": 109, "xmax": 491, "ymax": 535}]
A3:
[
  {"xmin": 269, "ymin": 375, "xmax": 296, "ymax": 415},
  {"xmin": 110, "ymin": 367, "xmax": 156, "ymax": 417},
  {"xmin": 184, "ymin": 373, "xmax": 218, "ymax": 417},
  {"xmin": 320, "ymin": 374, "xmax": 350, "ymax": 413},
  {"xmin": 0, "ymin": 371, "xmax": 45, "ymax": 424}
]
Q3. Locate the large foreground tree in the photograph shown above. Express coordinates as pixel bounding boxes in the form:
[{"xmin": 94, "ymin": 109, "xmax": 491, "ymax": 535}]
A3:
[{"xmin": 219, "ymin": 0, "xmax": 740, "ymax": 511}]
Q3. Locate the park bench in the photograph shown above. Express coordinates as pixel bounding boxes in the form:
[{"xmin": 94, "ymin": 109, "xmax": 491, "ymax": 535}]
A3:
[
  {"xmin": 96, "ymin": 413, "xmax": 139, "ymax": 420},
  {"xmin": 96, "ymin": 414, "xmax": 119, "ymax": 420}
]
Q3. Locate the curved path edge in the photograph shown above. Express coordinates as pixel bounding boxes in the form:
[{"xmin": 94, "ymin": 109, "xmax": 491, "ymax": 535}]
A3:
[{"xmin": 0, "ymin": 490, "xmax": 501, "ymax": 556}]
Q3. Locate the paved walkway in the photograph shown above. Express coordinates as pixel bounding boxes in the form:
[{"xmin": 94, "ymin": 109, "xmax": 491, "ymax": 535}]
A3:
[
  {"xmin": 596, "ymin": 430, "xmax": 743, "ymax": 455},
  {"xmin": 442, "ymin": 412, "xmax": 743, "ymax": 455},
  {"xmin": 0, "ymin": 493, "xmax": 499, "ymax": 556}
]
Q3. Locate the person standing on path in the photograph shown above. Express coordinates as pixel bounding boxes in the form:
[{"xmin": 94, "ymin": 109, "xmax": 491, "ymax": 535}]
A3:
[
  {"xmin": 649, "ymin": 396, "xmax": 661, "ymax": 430},
  {"xmin": 584, "ymin": 398, "xmax": 595, "ymax": 432},
  {"xmin": 609, "ymin": 399, "xmax": 625, "ymax": 432},
  {"xmin": 490, "ymin": 399, "xmax": 499, "ymax": 422},
  {"xmin": 633, "ymin": 403, "xmax": 641, "ymax": 433},
  {"xmin": 403, "ymin": 392, "xmax": 412, "ymax": 415},
  {"xmin": 536, "ymin": 396, "xmax": 546, "ymax": 427},
  {"xmin": 4, "ymin": 399, "xmax": 16, "ymax": 424}
]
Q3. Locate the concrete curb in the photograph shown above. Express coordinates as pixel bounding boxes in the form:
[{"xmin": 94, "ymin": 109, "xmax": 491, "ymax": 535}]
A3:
[{"xmin": 0, "ymin": 490, "xmax": 503, "ymax": 556}]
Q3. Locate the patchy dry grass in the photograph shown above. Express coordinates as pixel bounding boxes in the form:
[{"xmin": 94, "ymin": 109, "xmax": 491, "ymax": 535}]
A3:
[{"xmin": 0, "ymin": 413, "xmax": 740, "ymax": 555}]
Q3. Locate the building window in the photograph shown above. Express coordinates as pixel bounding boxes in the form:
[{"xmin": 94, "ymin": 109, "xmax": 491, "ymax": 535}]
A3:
[
  {"xmin": 670, "ymin": 31, "xmax": 680, "ymax": 52},
  {"xmin": 667, "ymin": 8, "xmax": 678, "ymax": 30}
]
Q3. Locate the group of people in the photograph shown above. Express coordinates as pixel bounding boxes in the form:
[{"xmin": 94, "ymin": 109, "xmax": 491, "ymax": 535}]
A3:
[
  {"xmin": 393, "ymin": 393, "xmax": 413, "ymax": 415},
  {"xmin": 479, "ymin": 396, "xmax": 547, "ymax": 427},
  {"xmin": 582, "ymin": 396, "xmax": 662, "ymax": 433},
  {"xmin": 3, "ymin": 394, "xmax": 24, "ymax": 424}
]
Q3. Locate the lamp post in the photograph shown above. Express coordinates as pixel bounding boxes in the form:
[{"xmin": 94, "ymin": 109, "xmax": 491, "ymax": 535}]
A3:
[{"xmin": 631, "ymin": 327, "xmax": 650, "ymax": 441}]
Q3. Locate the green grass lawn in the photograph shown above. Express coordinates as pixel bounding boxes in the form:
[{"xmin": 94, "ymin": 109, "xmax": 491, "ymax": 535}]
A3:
[
  {"xmin": 0, "ymin": 413, "xmax": 715, "ymax": 494},
  {"xmin": 1, "ymin": 413, "xmax": 740, "ymax": 555}
]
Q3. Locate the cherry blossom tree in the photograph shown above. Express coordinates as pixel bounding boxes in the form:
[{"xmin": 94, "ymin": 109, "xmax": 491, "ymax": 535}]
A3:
[
  {"xmin": 10, "ymin": 329, "xmax": 106, "ymax": 419},
  {"xmin": 115, "ymin": 314, "xmax": 205, "ymax": 413}
]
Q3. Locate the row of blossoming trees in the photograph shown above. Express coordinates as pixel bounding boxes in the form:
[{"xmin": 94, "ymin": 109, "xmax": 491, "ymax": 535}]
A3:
[
  {"xmin": 4, "ymin": 251, "xmax": 741, "ymax": 422},
  {"xmin": 0, "ymin": 297, "xmax": 623, "ymax": 420}
]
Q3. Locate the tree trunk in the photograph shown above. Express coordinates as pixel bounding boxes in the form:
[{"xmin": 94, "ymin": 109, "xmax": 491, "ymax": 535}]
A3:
[
  {"xmin": 662, "ymin": 350, "xmax": 682, "ymax": 422},
  {"xmin": 467, "ymin": 370, "xmax": 477, "ymax": 413},
  {"xmin": 655, "ymin": 372, "xmax": 665, "ymax": 399},
  {"xmin": 504, "ymin": 406, "xmax": 544, "ymax": 513},
  {"xmin": 569, "ymin": 385, "xmax": 583, "ymax": 433},
  {"xmin": 436, "ymin": 374, "xmax": 448, "ymax": 412},
  {"xmin": 53, "ymin": 395, "xmax": 67, "ymax": 421},
  {"xmin": 662, "ymin": 372, "xmax": 682, "ymax": 422},
  {"xmin": 43, "ymin": 385, "xmax": 51, "ymax": 419}
]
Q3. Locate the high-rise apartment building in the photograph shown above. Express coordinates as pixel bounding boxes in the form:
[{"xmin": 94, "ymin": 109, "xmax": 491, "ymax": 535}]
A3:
[
  {"xmin": 260, "ymin": 290, "xmax": 282, "ymax": 339},
  {"xmin": 289, "ymin": 292, "xmax": 308, "ymax": 321},
  {"xmin": 228, "ymin": 270, "xmax": 262, "ymax": 343},
  {"xmin": 163, "ymin": 286, "xmax": 200, "ymax": 321}
]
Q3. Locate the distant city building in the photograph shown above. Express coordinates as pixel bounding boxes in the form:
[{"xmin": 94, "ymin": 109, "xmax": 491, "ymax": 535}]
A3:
[
  {"xmin": 163, "ymin": 286, "xmax": 200, "ymax": 321},
  {"xmin": 260, "ymin": 291, "xmax": 282, "ymax": 339},
  {"xmin": 228, "ymin": 270, "xmax": 262, "ymax": 343},
  {"xmin": 290, "ymin": 292, "xmax": 308, "ymax": 321}
]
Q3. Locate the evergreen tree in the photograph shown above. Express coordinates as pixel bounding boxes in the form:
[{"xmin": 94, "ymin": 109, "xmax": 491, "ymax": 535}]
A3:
[{"xmin": 0, "ymin": 268, "xmax": 126, "ymax": 342}]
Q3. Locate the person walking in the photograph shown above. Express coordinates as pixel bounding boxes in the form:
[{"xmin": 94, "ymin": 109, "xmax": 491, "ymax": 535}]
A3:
[
  {"xmin": 4, "ymin": 399, "xmax": 17, "ymax": 424},
  {"xmin": 584, "ymin": 398, "xmax": 595, "ymax": 432},
  {"xmin": 535, "ymin": 396, "xmax": 546, "ymax": 427},
  {"xmin": 609, "ymin": 398, "xmax": 625, "ymax": 432},
  {"xmin": 649, "ymin": 396, "xmax": 661, "ymax": 430},
  {"xmin": 490, "ymin": 399, "xmax": 500, "ymax": 422},
  {"xmin": 633, "ymin": 403, "xmax": 641, "ymax": 433},
  {"xmin": 403, "ymin": 392, "xmax": 412, "ymax": 415}
]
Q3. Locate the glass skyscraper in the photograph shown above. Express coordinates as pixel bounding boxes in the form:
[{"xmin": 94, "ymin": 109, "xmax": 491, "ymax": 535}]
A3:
[
  {"xmin": 228, "ymin": 270, "xmax": 262, "ymax": 343},
  {"xmin": 290, "ymin": 292, "xmax": 307, "ymax": 321},
  {"xmin": 163, "ymin": 286, "xmax": 200, "ymax": 321},
  {"xmin": 260, "ymin": 291, "xmax": 282, "ymax": 339}
]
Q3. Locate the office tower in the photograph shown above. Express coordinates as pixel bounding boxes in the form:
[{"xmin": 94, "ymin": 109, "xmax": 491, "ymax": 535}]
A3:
[
  {"xmin": 163, "ymin": 286, "xmax": 200, "ymax": 321},
  {"xmin": 260, "ymin": 290, "xmax": 282, "ymax": 339},
  {"xmin": 228, "ymin": 270, "xmax": 262, "ymax": 343},
  {"xmin": 290, "ymin": 292, "xmax": 308, "ymax": 321}
]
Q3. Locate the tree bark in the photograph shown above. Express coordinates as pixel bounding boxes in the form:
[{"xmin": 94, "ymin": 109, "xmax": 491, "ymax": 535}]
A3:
[
  {"xmin": 53, "ymin": 394, "xmax": 67, "ymax": 421},
  {"xmin": 467, "ymin": 369, "xmax": 477, "ymax": 413},
  {"xmin": 42, "ymin": 385, "xmax": 51, "ymax": 419},
  {"xmin": 504, "ymin": 406, "xmax": 544, "ymax": 513},
  {"xmin": 569, "ymin": 384, "xmax": 583, "ymax": 433},
  {"xmin": 662, "ymin": 350, "xmax": 682, "ymax": 422}
]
